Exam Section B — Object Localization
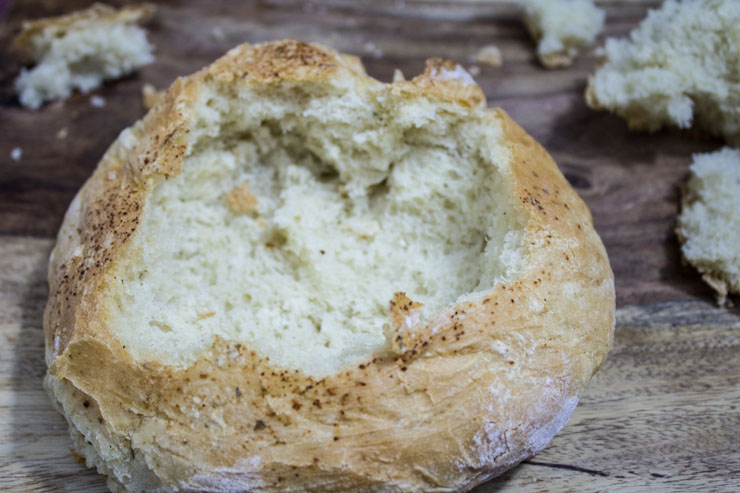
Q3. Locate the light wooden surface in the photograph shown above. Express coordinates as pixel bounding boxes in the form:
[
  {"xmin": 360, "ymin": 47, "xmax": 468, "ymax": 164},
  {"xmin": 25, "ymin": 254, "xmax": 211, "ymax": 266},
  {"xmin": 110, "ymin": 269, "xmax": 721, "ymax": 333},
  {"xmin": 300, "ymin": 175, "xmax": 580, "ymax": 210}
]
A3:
[{"xmin": 1, "ymin": 1, "xmax": 739, "ymax": 491}]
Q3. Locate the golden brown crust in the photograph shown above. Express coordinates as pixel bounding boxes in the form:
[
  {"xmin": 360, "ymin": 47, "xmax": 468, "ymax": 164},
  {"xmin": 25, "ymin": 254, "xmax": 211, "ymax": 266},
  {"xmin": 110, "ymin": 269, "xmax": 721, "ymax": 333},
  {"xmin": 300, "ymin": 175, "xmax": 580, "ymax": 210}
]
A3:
[
  {"xmin": 13, "ymin": 3, "xmax": 155, "ymax": 61},
  {"xmin": 44, "ymin": 40, "xmax": 614, "ymax": 491}
]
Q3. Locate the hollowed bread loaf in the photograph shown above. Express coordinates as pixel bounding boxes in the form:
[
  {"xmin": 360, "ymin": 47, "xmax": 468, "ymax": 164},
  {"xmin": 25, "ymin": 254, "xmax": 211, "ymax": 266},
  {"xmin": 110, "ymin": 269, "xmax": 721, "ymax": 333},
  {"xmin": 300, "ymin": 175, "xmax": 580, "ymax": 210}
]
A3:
[{"xmin": 44, "ymin": 40, "xmax": 615, "ymax": 492}]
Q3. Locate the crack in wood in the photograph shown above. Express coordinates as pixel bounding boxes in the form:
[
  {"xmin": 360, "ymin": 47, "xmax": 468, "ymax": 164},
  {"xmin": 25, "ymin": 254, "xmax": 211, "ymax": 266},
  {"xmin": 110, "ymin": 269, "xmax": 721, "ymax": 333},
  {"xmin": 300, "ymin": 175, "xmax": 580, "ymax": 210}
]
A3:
[{"xmin": 524, "ymin": 460, "xmax": 610, "ymax": 477}]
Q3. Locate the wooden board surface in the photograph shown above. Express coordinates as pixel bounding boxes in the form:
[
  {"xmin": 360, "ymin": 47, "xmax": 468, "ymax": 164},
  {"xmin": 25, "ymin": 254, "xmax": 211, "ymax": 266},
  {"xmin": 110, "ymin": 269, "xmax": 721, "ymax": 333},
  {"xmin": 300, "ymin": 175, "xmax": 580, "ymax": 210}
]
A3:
[{"xmin": 1, "ymin": 1, "xmax": 739, "ymax": 491}]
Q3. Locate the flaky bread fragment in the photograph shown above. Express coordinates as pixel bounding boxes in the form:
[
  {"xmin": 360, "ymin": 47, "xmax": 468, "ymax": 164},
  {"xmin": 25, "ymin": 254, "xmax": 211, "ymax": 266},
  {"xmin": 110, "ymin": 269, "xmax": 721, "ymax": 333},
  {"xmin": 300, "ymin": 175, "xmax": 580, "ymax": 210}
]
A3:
[
  {"xmin": 14, "ymin": 3, "xmax": 155, "ymax": 109},
  {"xmin": 677, "ymin": 147, "xmax": 740, "ymax": 306},
  {"xmin": 586, "ymin": 0, "xmax": 740, "ymax": 145},
  {"xmin": 44, "ymin": 40, "xmax": 614, "ymax": 492}
]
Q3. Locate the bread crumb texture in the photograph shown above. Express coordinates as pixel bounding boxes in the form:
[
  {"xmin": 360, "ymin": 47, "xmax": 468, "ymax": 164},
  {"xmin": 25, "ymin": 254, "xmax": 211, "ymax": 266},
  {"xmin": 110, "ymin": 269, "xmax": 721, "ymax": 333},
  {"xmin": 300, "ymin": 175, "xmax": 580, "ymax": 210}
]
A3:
[
  {"xmin": 586, "ymin": 0, "xmax": 740, "ymax": 144},
  {"xmin": 43, "ymin": 41, "xmax": 614, "ymax": 492},
  {"xmin": 14, "ymin": 3, "xmax": 155, "ymax": 109},
  {"xmin": 519, "ymin": 0, "xmax": 604, "ymax": 68},
  {"xmin": 678, "ymin": 147, "xmax": 740, "ymax": 305},
  {"xmin": 105, "ymin": 53, "xmax": 524, "ymax": 376}
]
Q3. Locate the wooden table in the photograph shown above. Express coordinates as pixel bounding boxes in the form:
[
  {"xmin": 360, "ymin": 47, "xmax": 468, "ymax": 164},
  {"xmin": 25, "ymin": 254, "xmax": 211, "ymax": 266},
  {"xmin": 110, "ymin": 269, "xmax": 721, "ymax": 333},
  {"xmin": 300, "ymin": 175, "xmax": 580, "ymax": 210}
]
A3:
[{"xmin": 1, "ymin": 1, "xmax": 738, "ymax": 491}]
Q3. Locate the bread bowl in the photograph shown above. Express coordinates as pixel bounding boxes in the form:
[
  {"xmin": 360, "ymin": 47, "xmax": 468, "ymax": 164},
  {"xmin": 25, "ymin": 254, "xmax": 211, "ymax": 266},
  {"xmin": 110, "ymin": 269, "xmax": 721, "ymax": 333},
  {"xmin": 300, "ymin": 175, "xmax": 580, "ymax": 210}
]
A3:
[{"xmin": 44, "ymin": 40, "xmax": 615, "ymax": 491}]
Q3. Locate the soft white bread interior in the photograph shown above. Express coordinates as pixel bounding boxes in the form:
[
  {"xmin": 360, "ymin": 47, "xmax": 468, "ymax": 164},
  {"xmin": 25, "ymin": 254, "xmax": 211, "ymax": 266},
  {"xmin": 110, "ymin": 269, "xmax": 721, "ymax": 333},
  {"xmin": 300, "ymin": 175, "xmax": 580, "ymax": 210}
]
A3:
[
  {"xmin": 678, "ymin": 147, "xmax": 740, "ymax": 306},
  {"xmin": 105, "ymin": 67, "xmax": 525, "ymax": 377},
  {"xmin": 519, "ymin": 0, "xmax": 605, "ymax": 69},
  {"xmin": 14, "ymin": 3, "xmax": 155, "ymax": 109},
  {"xmin": 586, "ymin": 0, "xmax": 740, "ymax": 145},
  {"xmin": 44, "ymin": 41, "xmax": 614, "ymax": 492}
]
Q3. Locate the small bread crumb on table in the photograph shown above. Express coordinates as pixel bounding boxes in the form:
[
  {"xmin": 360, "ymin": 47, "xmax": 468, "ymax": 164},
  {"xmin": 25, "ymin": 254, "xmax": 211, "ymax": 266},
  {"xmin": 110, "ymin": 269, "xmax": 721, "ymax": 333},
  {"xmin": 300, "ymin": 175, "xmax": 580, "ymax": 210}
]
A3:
[
  {"xmin": 474, "ymin": 45, "xmax": 503, "ymax": 68},
  {"xmin": 89, "ymin": 95, "xmax": 106, "ymax": 108},
  {"xmin": 10, "ymin": 147, "xmax": 23, "ymax": 161}
]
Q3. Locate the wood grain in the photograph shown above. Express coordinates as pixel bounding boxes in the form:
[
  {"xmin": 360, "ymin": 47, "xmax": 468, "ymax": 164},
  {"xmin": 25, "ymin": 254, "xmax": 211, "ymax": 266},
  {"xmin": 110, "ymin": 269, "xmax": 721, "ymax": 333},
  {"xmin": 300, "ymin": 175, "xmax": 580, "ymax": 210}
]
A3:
[{"xmin": 1, "ymin": 1, "xmax": 738, "ymax": 491}]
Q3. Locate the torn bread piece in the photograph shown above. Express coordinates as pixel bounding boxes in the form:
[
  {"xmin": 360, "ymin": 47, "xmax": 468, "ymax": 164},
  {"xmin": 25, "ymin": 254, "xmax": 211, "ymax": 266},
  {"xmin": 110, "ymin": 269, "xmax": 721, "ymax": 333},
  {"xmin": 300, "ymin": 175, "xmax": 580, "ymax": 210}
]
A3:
[
  {"xmin": 586, "ymin": 0, "xmax": 740, "ymax": 145},
  {"xmin": 677, "ymin": 147, "xmax": 740, "ymax": 306},
  {"xmin": 520, "ymin": 0, "xmax": 604, "ymax": 68},
  {"xmin": 14, "ymin": 3, "xmax": 155, "ymax": 109}
]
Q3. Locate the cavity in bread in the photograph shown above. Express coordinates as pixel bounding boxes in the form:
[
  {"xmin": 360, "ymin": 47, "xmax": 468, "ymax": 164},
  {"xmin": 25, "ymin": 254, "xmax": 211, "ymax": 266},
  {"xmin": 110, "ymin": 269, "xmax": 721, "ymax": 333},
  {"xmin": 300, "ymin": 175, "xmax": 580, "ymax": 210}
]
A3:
[
  {"xmin": 519, "ymin": 0, "xmax": 605, "ymax": 68},
  {"xmin": 103, "ymin": 67, "xmax": 525, "ymax": 376},
  {"xmin": 14, "ymin": 3, "xmax": 155, "ymax": 109},
  {"xmin": 677, "ymin": 147, "xmax": 740, "ymax": 306},
  {"xmin": 586, "ymin": 0, "xmax": 740, "ymax": 145},
  {"xmin": 44, "ymin": 40, "xmax": 614, "ymax": 491}
]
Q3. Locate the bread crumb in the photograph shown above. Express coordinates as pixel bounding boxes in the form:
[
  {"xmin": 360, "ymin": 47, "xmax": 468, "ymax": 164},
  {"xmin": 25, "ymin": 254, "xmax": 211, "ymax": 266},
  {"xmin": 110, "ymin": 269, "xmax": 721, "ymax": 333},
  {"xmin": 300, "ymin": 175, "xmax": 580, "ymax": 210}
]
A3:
[
  {"xmin": 677, "ymin": 147, "xmax": 740, "ymax": 306},
  {"xmin": 468, "ymin": 65, "xmax": 481, "ymax": 77},
  {"xmin": 586, "ymin": 0, "xmax": 740, "ymax": 145},
  {"xmin": 141, "ymin": 83, "xmax": 162, "ymax": 110},
  {"xmin": 57, "ymin": 127, "xmax": 69, "ymax": 140},
  {"xmin": 90, "ymin": 95, "xmax": 106, "ymax": 108},
  {"xmin": 226, "ymin": 183, "xmax": 258, "ymax": 213},
  {"xmin": 363, "ymin": 42, "xmax": 383, "ymax": 59},
  {"xmin": 210, "ymin": 26, "xmax": 226, "ymax": 41},
  {"xmin": 519, "ymin": 0, "xmax": 604, "ymax": 68},
  {"xmin": 474, "ymin": 45, "xmax": 503, "ymax": 68},
  {"xmin": 10, "ymin": 147, "xmax": 22, "ymax": 161},
  {"xmin": 392, "ymin": 69, "xmax": 405, "ymax": 83},
  {"xmin": 13, "ymin": 4, "xmax": 155, "ymax": 109}
]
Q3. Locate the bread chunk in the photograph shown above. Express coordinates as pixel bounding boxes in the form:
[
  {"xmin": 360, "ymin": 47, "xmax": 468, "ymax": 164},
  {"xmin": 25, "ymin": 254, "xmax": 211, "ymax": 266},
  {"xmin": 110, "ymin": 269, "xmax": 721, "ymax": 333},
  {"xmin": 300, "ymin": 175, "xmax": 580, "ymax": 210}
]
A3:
[
  {"xmin": 474, "ymin": 44, "xmax": 503, "ymax": 68},
  {"xmin": 519, "ymin": 0, "xmax": 605, "ymax": 68},
  {"xmin": 586, "ymin": 0, "xmax": 740, "ymax": 144},
  {"xmin": 14, "ymin": 3, "xmax": 155, "ymax": 109},
  {"xmin": 43, "ymin": 40, "xmax": 614, "ymax": 492},
  {"xmin": 678, "ymin": 147, "xmax": 740, "ymax": 306}
]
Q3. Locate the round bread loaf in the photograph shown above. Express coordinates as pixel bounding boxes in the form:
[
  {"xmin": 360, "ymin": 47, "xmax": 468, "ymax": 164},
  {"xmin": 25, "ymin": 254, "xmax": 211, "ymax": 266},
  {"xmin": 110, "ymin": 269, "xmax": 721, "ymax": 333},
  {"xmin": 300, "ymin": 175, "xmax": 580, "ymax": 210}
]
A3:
[{"xmin": 44, "ymin": 40, "xmax": 615, "ymax": 492}]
